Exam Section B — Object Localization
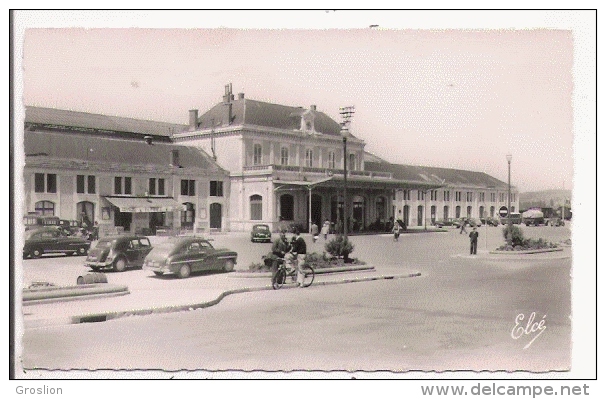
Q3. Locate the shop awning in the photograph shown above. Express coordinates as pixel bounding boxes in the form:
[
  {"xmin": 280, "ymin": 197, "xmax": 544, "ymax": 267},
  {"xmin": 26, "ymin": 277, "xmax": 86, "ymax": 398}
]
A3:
[{"xmin": 104, "ymin": 196, "xmax": 186, "ymax": 213}]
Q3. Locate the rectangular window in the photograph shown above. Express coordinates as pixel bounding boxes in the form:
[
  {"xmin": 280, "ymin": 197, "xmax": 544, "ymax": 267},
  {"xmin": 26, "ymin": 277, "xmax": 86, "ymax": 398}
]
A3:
[
  {"xmin": 210, "ymin": 181, "xmax": 224, "ymax": 197},
  {"xmin": 46, "ymin": 174, "xmax": 57, "ymax": 193},
  {"xmin": 253, "ymin": 144, "xmax": 262, "ymax": 165},
  {"xmin": 87, "ymin": 175, "xmax": 96, "ymax": 194},
  {"xmin": 124, "ymin": 177, "xmax": 132, "ymax": 195},
  {"xmin": 328, "ymin": 151, "xmax": 336, "ymax": 169},
  {"xmin": 443, "ymin": 190, "xmax": 450, "ymax": 201},
  {"xmin": 417, "ymin": 190, "xmax": 425, "ymax": 201},
  {"xmin": 77, "ymin": 175, "xmax": 85, "ymax": 194},
  {"xmin": 158, "ymin": 178, "xmax": 165, "ymax": 196},
  {"xmin": 305, "ymin": 149, "xmax": 313, "ymax": 168},
  {"xmin": 79, "ymin": 175, "xmax": 95, "ymax": 194},
  {"xmin": 115, "ymin": 177, "xmax": 122, "ymax": 194},
  {"xmin": 466, "ymin": 192, "xmax": 473, "ymax": 202},
  {"xmin": 250, "ymin": 195, "xmax": 262, "ymax": 220},
  {"xmin": 403, "ymin": 190, "xmax": 410, "ymax": 201},
  {"xmin": 456, "ymin": 191, "xmax": 462, "ymax": 201},
  {"xmin": 35, "ymin": 173, "xmax": 45, "ymax": 193},
  {"xmin": 149, "ymin": 178, "xmax": 156, "ymax": 195},
  {"xmin": 181, "ymin": 179, "xmax": 195, "ymax": 196},
  {"xmin": 280, "ymin": 147, "xmax": 289, "ymax": 166}
]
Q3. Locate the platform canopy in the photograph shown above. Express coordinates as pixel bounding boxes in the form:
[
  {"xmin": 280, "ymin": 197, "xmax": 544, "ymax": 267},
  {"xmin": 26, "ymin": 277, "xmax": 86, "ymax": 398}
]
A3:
[
  {"xmin": 273, "ymin": 175, "xmax": 444, "ymax": 192},
  {"xmin": 104, "ymin": 196, "xmax": 186, "ymax": 213}
]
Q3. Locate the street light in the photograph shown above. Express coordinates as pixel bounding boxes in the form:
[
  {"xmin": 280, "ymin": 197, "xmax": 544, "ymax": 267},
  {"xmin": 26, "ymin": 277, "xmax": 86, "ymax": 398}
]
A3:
[
  {"xmin": 340, "ymin": 106, "xmax": 355, "ymax": 239},
  {"xmin": 506, "ymin": 153, "xmax": 513, "ymax": 247}
]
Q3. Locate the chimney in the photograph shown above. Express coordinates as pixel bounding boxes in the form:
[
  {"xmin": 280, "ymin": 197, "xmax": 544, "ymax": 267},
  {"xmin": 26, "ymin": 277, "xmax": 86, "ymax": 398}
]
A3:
[
  {"xmin": 310, "ymin": 105, "xmax": 316, "ymax": 111},
  {"xmin": 238, "ymin": 92, "xmax": 245, "ymax": 100},
  {"xmin": 189, "ymin": 109, "xmax": 198, "ymax": 131},
  {"xmin": 222, "ymin": 83, "xmax": 234, "ymax": 103},
  {"xmin": 144, "ymin": 135, "xmax": 153, "ymax": 145},
  {"xmin": 171, "ymin": 149, "xmax": 180, "ymax": 167}
]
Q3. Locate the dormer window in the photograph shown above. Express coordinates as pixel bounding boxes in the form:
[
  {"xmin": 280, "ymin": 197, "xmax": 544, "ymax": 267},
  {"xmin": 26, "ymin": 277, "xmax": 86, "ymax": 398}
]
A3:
[{"xmin": 300, "ymin": 110, "xmax": 315, "ymax": 133}]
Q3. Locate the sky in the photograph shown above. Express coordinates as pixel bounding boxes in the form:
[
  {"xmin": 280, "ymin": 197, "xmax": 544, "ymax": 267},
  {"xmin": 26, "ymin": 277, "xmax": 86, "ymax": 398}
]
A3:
[{"xmin": 14, "ymin": 10, "xmax": 593, "ymax": 193}]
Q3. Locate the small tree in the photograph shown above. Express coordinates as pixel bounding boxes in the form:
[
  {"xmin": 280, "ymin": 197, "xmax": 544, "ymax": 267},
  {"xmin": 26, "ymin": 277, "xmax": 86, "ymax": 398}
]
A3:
[
  {"xmin": 325, "ymin": 234, "xmax": 354, "ymax": 262},
  {"xmin": 502, "ymin": 225, "xmax": 525, "ymax": 247}
]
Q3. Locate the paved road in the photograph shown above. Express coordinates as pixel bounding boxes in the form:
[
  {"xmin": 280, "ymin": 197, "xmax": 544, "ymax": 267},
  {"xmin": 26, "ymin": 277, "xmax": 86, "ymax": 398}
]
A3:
[{"xmin": 19, "ymin": 225, "xmax": 572, "ymax": 374}]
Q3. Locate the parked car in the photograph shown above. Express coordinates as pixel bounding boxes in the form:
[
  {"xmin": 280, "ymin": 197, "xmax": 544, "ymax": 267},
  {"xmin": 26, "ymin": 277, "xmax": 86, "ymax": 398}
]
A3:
[
  {"xmin": 466, "ymin": 218, "xmax": 483, "ymax": 227},
  {"xmin": 85, "ymin": 235, "xmax": 153, "ymax": 272},
  {"xmin": 500, "ymin": 212, "xmax": 522, "ymax": 225},
  {"xmin": 23, "ymin": 226, "xmax": 91, "ymax": 259},
  {"xmin": 433, "ymin": 218, "xmax": 461, "ymax": 228},
  {"xmin": 250, "ymin": 224, "xmax": 272, "ymax": 243},
  {"xmin": 23, "ymin": 215, "xmax": 61, "ymax": 231},
  {"xmin": 143, "ymin": 236, "xmax": 238, "ymax": 279},
  {"xmin": 480, "ymin": 217, "xmax": 500, "ymax": 227}
]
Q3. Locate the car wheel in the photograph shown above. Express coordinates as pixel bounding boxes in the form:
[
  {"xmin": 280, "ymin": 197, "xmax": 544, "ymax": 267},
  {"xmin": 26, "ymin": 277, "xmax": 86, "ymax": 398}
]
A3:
[
  {"xmin": 31, "ymin": 248, "xmax": 43, "ymax": 258},
  {"xmin": 77, "ymin": 246, "xmax": 88, "ymax": 256},
  {"xmin": 114, "ymin": 257, "xmax": 127, "ymax": 272},
  {"xmin": 177, "ymin": 264, "xmax": 191, "ymax": 279},
  {"xmin": 153, "ymin": 271, "xmax": 164, "ymax": 276},
  {"xmin": 65, "ymin": 251, "xmax": 74, "ymax": 256},
  {"xmin": 224, "ymin": 259, "xmax": 235, "ymax": 272}
]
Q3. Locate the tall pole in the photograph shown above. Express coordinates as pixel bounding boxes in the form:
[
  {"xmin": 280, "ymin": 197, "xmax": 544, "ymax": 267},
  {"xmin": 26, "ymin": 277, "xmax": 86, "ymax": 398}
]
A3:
[
  {"xmin": 343, "ymin": 136, "xmax": 348, "ymax": 239},
  {"xmin": 506, "ymin": 154, "xmax": 513, "ymax": 247},
  {"xmin": 340, "ymin": 106, "xmax": 355, "ymax": 240}
]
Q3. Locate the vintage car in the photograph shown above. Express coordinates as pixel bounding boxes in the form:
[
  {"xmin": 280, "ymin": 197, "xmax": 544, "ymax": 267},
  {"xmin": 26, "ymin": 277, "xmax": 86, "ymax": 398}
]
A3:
[
  {"xmin": 23, "ymin": 226, "xmax": 91, "ymax": 259},
  {"xmin": 433, "ymin": 218, "xmax": 463, "ymax": 228},
  {"xmin": 143, "ymin": 236, "xmax": 237, "ymax": 279},
  {"xmin": 250, "ymin": 224, "xmax": 272, "ymax": 243},
  {"xmin": 480, "ymin": 217, "xmax": 500, "ymax": 227},
  {"xmin": 85, "ymin": 235, "xmax": 153, "ymax": 272},
  {"xmin": 466, "ymin": 218, "xmax": 483, "ymax": 227}
]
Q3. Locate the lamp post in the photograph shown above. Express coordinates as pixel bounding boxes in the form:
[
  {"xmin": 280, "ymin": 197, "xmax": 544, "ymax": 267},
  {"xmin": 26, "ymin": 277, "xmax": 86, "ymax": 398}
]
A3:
[
  {"xmin": 340, "ymin": 106, "xmax": 355, "ymax": 239},
  {"xmin": 506, "ymin": 153, "xmax": 513, "ymax": 247}
]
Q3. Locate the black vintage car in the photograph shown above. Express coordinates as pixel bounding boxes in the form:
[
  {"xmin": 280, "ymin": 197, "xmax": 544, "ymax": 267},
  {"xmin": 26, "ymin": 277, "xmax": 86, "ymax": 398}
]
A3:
[
  {"xmin": 143, "ymin": 236, "xmax": 237, "ymax": 278},
  {"xmin": 85, "ymin": 235, "xmax": 153, "ymax": 272},
  {"xmin": 23, "ymin": 226, "xmax": 91, "ymax": 259},
  {"xmin": 250, "ymin": 224, "xmax": 272, "ymax": 243}
]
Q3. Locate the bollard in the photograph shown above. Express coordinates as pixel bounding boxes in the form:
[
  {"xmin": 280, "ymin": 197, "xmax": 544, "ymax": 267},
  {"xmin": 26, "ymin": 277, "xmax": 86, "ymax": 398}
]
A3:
[{"xmin": 76, "ymin": 272, "xmax": 108, "ymax": 285}]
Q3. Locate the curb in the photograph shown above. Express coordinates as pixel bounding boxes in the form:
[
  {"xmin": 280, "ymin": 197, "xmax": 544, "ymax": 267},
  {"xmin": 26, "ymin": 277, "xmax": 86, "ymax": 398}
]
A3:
[
  {"xmin": 22, "ymin": 284, "xmax": 130, "ymax": 304},
  {"xmin": 27, "ymin": 272, "xmax": 421, "ymax": 328},
  {"xmin": 488, "ymin": 247, "xmax": 564, "ymax": 255},
  {"xmin": 231, "ymin": 265, "xmax": 375, "ymax": 278}
]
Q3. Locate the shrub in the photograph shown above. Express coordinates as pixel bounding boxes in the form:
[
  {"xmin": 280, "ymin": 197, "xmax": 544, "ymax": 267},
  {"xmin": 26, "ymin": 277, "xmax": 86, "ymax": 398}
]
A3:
[
  {"xmin": 502, "ymin": 225, "xmax": 525, "ymax": 247},
  {"xmin": 325, "ymin": 235, "xmax": 354, "ymax": 262}
]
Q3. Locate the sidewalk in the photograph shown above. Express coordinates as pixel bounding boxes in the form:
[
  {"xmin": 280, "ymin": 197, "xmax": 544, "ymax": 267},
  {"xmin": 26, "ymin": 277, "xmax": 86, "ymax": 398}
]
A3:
[{"xmin": 20, "ymin": 266, "xmax": 421, "ymax": 329}]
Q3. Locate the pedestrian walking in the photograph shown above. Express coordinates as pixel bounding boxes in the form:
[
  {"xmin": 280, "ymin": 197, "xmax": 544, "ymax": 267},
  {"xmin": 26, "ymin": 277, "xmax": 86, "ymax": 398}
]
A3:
[
  {"xmin": 290, "ymin": 229, "xmax": 307, "ymax": 287},
  {"xmin": 469, "ymin": 227, "xmax": 479, "ymax": 255},
  {"xmin": 311, "ymin": 222, "xmax": 319, "ymax": 243},
  {"xmin": 321, "ymin": 220, "xmax": 330, "ymax": 240},
  {"xmin": 392, "ymin": 220, "xmax": 402, "ymax": 241},
  {"xmin": 459, "ymin": 218, "xmax": 468, "ymax": 234}
]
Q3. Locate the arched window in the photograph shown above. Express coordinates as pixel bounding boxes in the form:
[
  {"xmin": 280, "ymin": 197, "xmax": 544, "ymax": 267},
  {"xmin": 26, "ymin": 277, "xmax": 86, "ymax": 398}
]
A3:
[
  {"xmin": 467, "ymin": 206, "xmax": 472, "ymax": 218},
  {"xmin": 455, "ymin": 205, "xmax": 461, "ymax": 218},
  {"xmin": 479, "ymin": 206, "xmax": 485, "ymax": 218},
  {"xmin": 77, "ymin": 201, "xmax": 95, "ymax": 226},
  {"xmin": 417, "ymin": 205, "xmax": 424, "ymax": 226},
  {"xmin": 35, "ymin": 201, "xmax": 55, "ymax": 216},
  {"xmin": 430, "ymin": 205, "xmax": 436, "ymax": 224},
  {"xmin": 250, "ymin": 195, "xmax": 263, "ymax": 220},
  {"xmin": 490, "ymin": 206, "xmax": 495, "ymax": 217},
  {"xmin": 181, "ymin": 202, "xmax": 195, "ymax": 228},
  {"xmin": 280, "ymin": 194, "xmax": 294, "ymax": 221},
  {"xmin": 443, "ymin": 205, "xmax": 449, "ymax": 219},
  {"xmin": 328, "ymin": 151, "xmax": 336, "ymax": 169}
]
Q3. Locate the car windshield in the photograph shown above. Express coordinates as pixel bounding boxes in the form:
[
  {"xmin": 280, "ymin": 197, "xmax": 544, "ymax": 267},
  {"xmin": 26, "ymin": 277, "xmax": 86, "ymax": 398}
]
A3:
[{"xmin": 253, "ymin": 225, "xmax": 269, "ymax": 232}]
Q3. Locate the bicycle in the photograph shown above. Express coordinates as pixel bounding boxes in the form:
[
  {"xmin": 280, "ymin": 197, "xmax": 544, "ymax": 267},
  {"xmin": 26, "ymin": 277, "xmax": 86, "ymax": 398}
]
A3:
[{"xmin": 271, "ymin": 255, "xmax": 315, "ymax": 290}]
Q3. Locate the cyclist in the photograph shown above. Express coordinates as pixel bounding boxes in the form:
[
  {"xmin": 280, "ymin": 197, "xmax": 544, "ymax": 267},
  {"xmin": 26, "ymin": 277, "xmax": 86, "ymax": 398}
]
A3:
[
  {"xmin": 270, "ymin": 230, "xmax": 291, "ymax": 284},
  {"xmin": 290, "ymin": 229, "xmax": 307, "ymax": 287}
]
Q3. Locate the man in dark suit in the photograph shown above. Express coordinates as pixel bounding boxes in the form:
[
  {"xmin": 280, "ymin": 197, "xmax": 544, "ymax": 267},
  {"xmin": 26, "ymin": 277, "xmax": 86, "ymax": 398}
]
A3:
[{"xmin": 469, "ymin": 227, "xmax": 479, "ymax": 255}]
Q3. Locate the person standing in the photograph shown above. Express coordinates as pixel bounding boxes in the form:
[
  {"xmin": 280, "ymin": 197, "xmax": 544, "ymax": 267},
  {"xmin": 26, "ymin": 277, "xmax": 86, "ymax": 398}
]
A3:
[
  {"xmin": 392, "ymin": 220, "xmax": 402, "ymax": 241},
  {"xmin": 290, "ymin": 229, "xmax": 307, "ymax": 287},
  {"xmin": 321, "ymin": 220, "xmax": 330, "ymax": 240},
  {"xmin": 311, "ymin": 222, "xmax": 319, "ymax": 243},
  {"xmin": 469, "ymin": 227, "xmax": 479, "ymax": 255}
]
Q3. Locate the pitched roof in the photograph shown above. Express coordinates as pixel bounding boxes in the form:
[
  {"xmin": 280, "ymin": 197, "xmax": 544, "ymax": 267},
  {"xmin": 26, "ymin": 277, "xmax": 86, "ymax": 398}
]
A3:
[
  {"xmin": 24, "ymin": 130, "xmax": 226, "ymax": 175},
  {"xmin": 25, "ymin": 106, "xmax": 187, "ymax": 138},
  {"xmin": 196, "ymin": 98, "xmax": 346, "ymax": 137},
  {"xmin": 364, "ymin": 161, "xmax": 509, "ymax": 189}
]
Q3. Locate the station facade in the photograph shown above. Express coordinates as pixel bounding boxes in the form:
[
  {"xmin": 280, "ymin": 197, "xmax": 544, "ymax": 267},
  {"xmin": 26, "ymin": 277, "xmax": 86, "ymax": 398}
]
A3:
[{"xmin": 23, "ymin": 85, "xmax": 519, "ymax": 234}]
